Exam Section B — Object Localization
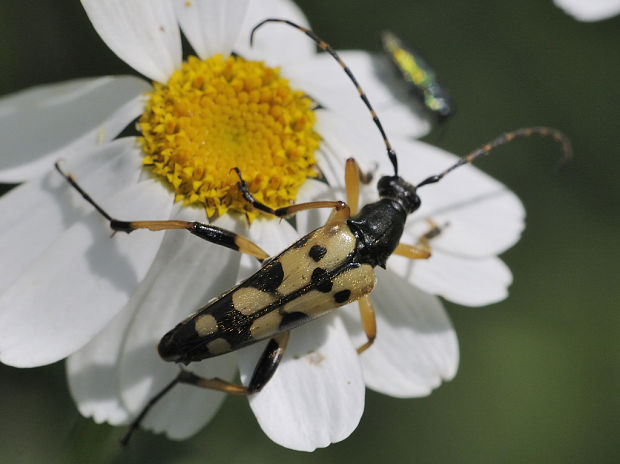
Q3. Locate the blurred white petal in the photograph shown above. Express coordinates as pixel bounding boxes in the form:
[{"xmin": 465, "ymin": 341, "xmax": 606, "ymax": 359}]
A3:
[{"xmin": 554, "ymin": 0, "xmax": 620, "ymax": 21}]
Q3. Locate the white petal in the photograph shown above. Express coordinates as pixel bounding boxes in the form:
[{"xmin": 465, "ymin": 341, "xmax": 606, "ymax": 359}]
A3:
[
  {"xmin": 81, "ymin": 0, "xmax": 181, "ymax": 83},
  {"xmin": 0, "ymin": 76, "xmax": 149, "ymax": 182},
  {"xmin": 173, "ymin": 0, "xmax": 250, "ymax": 58},
  {"xmin": 67, "ymin": 305, "xmax": 135, "ymax": 425},
  {"xmin": 246, "ymin": 215, "xmax": 299, "ymax": 255},
  {"xmin": 235, "ymin": 0, "xmax": 314, "ymax": 64},
  {"xmin": 554, "ymin": 0, "xmax": 620, "ymax": 21},
  {"xmin": 389, "ymin": 252, "xmax": 513, "ymax": 307},
  {"xmin": 141, "ymin": 354, "xmax": 238, "ymax": 439},
  {"xmin": 239, "ymin": 315, "xmax": 365, "ymax": 451},
  {"xmin": 396, "ymin": 137, "xmax": 525, "ymax": 258},
  {"xmin": 378, "ymin": 104, "xmax": 432, "ymax": 140},
  {"xmin": 315, "ymin": 110, "xmax": 380, "ymax": 187},
  {"xmin": 0, "ymin": 179, "xmax": 173, "ymax": 367},
  {"xmin": 314, "ymin": 134, "xmax": 349, "ymax": 189},
  {"xmin": 342, "ymin": 269, "xmax": 458, "ymax": 397},
  {"xmin": 118, "ymin": 213, "xmax": 243, "ymax": 439},
  {"xmin": 0, "ymin": 138, "xmax": 143, "ymax": 296},
  {"xmin": 287, "ymin": 52, "xmax": 429, "ymax": 140}
]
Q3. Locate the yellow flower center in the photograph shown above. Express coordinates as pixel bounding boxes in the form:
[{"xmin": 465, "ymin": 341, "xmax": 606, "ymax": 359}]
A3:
[{"xmin": 139, "ymin": 55, "xmax": 320, "ymax": 220}]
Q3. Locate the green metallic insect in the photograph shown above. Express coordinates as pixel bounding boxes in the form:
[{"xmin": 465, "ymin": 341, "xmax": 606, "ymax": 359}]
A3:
[
  {"xmin": 56, "ymin": 19, "xmax": 571, "ymax": 444},
  {"xmin": 382, "ymin": 30, "xmax": 453, "ymax": 122}
]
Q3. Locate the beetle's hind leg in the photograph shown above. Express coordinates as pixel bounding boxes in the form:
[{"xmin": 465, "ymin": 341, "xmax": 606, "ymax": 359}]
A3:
[
  {"xmin": 178, "ymin": 330, "xmax": 290, "ymax": 395},
  {"xmin": 356, "ymin": 295, "xmax": 377, "ymax": 354},
  {"xmin": 55, "ymin": 162, "xmax": 269, "ymax": 260},
  {"xmin": 357, "ymin": 219, "xmax": 445, "ymax": 354},
  {"xmin": 120, "ymin": 332, "xmax": 290, "ymax": 445}
]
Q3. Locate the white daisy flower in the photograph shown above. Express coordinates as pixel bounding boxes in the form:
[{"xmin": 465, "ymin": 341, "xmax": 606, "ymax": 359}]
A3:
[
  {"xmin": 554, "ymin": 0, "xmax": 620, "ymax": 21},
  {"xmin": 0, "ymin": 0, "xmax": 527, "ymax": 452}
]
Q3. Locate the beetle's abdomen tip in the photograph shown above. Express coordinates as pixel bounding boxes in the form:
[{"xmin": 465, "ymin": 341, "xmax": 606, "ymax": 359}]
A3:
[{"xmin": 158, "ymin": 330, "xmax": 184, "ymax": 362}]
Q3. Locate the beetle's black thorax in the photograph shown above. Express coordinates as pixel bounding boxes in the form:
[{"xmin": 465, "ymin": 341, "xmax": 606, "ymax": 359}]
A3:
[
  {"xmin": 347, "ymin": 175, "xmax": 421, "ymax": 269},
  {"xmin": 347, "ymin": 199, "xmax": 407, "ymax": 268}
]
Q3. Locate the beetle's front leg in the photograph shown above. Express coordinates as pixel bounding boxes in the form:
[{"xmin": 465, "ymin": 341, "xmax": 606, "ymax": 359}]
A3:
[
  {"xmin": 55, "ymin": 162, "xmax": 269, "ymax": 260},
  {"xmin": 234, "ymin": 168, "xmax": 350, "ymax": 223},
  {"xmin": 344, "ymin": 157, "xmax": 376, "ymax": 216}
]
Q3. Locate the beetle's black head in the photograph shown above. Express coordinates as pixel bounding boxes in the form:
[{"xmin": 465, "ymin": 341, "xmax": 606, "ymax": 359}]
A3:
[{"xmin": 377, "ymin": 175, "xmax": 421, "ymax": 214}]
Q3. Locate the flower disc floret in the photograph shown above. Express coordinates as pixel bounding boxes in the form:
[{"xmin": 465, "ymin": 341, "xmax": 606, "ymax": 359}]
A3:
[{"xmin": 139, "ymin": 55, "xmax": 320, "ymax": 219}]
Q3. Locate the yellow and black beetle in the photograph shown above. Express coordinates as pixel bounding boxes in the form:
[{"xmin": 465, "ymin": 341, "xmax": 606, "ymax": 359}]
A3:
[{"xmin": 55, "ymin": 19, "xmax": 571, "ymax": 443}]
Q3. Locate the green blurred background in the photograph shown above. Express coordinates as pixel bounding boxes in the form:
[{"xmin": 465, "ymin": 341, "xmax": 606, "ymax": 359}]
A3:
[{"xmin": 1, "ymin": 1, "xmax": 618, "ymax": 463}]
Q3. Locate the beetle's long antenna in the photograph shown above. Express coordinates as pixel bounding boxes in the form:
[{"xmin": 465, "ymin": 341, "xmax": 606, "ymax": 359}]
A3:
[
  {"xmin": 416, "ymin": 127, "xmax": 572, "ymax": 188},
  {"xmin": 250, "ymin": 18, "xmax": 399, "ymax": 176}
]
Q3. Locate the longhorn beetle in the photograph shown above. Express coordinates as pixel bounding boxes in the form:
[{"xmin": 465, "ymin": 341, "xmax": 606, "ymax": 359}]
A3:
[{"xmin": 55, "ymin": 18, "xmax": 571, "ymax": 444}]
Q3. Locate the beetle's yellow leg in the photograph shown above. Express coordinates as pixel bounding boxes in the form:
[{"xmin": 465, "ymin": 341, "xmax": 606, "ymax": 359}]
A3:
[
  {"xmin": 234, "ymin": 168, "xmax": 350, "ymax": 222},
  {"xmin": 345, "ymin": 157, "xmax": 377, "ymax": 216},
  {"xmin": 345, "ymin": 158, "xmax": 361, "ymax": 216},
  {"xmin": 356, "ymin": 295, "xmax": 377, "ymax": 354},
  {"xmin": 393, "ymin": 243, "xmax": 431, "ymax": 260},
  {"xmin": 55, "ymin": 162, "xmax": 269, "ymax": 260},
  {"xmin": 120, "ymin": 220, "xmax": 268, "ymax": 260},
  {"xmin": 120, "ymin": 332, "xmax": 290, "ymax": 446},
  {"xmin": 394, "ymin": 218, "xmax": 448, "ymax": 260}
]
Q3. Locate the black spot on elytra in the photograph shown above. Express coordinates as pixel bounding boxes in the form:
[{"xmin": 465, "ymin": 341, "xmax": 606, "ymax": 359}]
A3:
[
  {"xmin": 334, "ymin": 289, "xmax": 351, "ymax": 303},
  {"xmin": 311, "ymin": 267, "xmax": 333, "ymax": 293},
  {"xmin": 308, "ymin": 244, "xmax": 327, "ymax": 262},
  {"xmin": 279, "ymin": 311, "xmax": 311, "ymax": 330},
  {"xmin": 251, "ymin": 260, "xmax": 284, "ymax": 293}
]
